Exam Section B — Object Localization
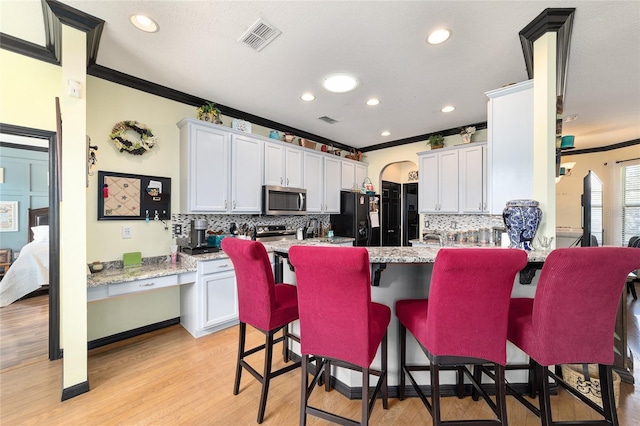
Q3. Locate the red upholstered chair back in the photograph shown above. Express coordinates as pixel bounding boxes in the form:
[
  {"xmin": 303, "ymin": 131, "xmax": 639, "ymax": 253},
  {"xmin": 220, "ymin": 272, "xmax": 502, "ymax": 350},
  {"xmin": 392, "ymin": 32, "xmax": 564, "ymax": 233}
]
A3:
[
  {"xmin": 289, "ymin": 246, "xmax": 375, "ymax": 368},
  {"xmin": 530, "ymin": 247, "xmax": 640, "ymax": 365},
  {"xmin": 424, "ymin": 248, "xmax": 528, "ymax": 365},
  {"xmin": 221, "ymin": 238, "xmax": 276, "ymax": 331}
]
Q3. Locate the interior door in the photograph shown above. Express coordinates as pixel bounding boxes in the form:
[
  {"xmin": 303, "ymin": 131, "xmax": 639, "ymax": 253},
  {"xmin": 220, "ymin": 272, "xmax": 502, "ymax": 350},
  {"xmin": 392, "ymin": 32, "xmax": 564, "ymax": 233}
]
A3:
[
  {"xmin": 403, "ymin": 183, "xmax": 419, "ymax": 246},
  {"xmin": 382, "ymin": 181, "xmax": 401, "ymax": 246}
]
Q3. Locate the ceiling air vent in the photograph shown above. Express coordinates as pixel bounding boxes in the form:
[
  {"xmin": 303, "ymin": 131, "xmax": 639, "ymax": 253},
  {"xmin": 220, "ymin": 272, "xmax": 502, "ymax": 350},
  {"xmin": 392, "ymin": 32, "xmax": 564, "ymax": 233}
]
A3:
[
  {"xmin": 318, "ymin": 116, "xmax": 339, "ymax": 124},
  {"xmin": 238, "ymin": 18, "xmax": 282, "ymax": 52}
]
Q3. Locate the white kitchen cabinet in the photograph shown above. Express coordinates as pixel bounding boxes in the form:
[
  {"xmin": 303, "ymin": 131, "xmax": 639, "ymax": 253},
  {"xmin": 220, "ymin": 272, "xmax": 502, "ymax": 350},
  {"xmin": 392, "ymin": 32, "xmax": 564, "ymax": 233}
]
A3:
[
  {"xmin": 341, "ymin": 159, "xmax": 368, "ymax": 191},
  {"xmin": 179, "ymin": 120, "xmax": 230, "ymax": 212},
  {"xmin": 230, "ymin": 134, "xmax": 263, "ymax": 213},
  {"xmin": 263, "ymin": 141, "xmax": 303, "ymax": 188},
  {"xmin": 485, "ymin": 80, "xmax": 534, "ymax": 214},
  {"xmin": 418, "ymin": 148, "xmax": 458, "ymax": 213},
  {"xmin": 181, "ymin": 257, "xmax": 238, "ymax": 338},
  {"xmin": 459, "ymin": 142, "xmax": 488, "ymax": 213},
  {"xmin": 323, "ymin": 156, "xmax": 341, "ymax": 213},
  {"xmin": 178, "ymin": 118, "xmax": 262, "ymax": 214},
  {"xmin": 304, "ymin": 151, "xmax": 324, "ymax": 213}
]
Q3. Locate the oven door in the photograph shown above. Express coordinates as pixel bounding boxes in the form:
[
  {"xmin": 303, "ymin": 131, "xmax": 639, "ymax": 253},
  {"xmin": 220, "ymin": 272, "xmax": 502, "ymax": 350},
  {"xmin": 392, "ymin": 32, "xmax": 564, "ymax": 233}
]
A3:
[{"xmin": 262, "ymin": 186, "xmax": 307, "ymax": 215}]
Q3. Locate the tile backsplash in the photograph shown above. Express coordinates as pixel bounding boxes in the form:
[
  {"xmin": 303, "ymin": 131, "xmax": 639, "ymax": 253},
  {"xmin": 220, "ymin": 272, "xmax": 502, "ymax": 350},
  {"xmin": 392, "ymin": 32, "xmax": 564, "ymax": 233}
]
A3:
[
  {"xmin": 422, "ymin": 214, "xmax": 505, "ymax": 233},
  {"xmin": 171, "ymin": 214, "xmax": 330, "ymax": 240}
]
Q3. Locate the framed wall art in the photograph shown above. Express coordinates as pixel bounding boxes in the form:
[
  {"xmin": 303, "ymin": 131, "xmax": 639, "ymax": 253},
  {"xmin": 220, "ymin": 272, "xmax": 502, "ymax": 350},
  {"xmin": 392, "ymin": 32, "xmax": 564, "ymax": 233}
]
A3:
[
  {"xmin": 0, "ymin": 201, "xmax": 18, "ymax": 232},
  {"xmin": 98, "ymin": 171, "xmax": 171, "ymax": 221}
]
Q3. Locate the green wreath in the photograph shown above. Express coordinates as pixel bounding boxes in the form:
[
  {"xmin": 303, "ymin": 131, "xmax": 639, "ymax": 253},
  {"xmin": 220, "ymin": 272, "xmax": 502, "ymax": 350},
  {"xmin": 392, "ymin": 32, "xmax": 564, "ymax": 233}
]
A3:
[{"xmin": 109, "ymin": 121, "xmax": 157, "ymax": 155}]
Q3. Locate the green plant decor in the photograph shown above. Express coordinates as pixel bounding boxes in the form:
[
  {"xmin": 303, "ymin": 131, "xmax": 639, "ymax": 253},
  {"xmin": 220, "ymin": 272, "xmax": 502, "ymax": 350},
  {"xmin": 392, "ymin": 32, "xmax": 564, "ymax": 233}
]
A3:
[
  {"xmin": 427, "ymin": 134, "xmax": 445, "ymax": 148},
  {"xmin": 197, "ymin": 102, "xmax": 222, "ymax": 123}
]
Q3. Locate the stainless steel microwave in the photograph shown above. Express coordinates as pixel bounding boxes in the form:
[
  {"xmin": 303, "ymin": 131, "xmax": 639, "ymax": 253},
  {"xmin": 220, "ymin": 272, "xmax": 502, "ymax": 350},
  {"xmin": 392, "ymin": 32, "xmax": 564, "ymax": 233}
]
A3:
[{"xmin": 262, "ymin": 186, "xmax": 307, "ymax": 215}]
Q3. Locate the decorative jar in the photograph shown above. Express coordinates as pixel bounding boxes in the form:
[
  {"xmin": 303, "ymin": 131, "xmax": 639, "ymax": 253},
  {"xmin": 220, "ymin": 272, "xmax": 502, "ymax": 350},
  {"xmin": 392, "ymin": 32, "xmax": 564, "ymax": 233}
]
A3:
[{"xmin": 502, "ymin": 199, "xmax": 542, "ymax": 250}]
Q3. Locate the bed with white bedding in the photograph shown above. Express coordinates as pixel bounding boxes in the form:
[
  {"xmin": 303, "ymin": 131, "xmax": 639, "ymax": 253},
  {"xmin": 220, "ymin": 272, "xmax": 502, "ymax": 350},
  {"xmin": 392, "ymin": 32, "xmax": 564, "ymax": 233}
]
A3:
[
  {"xmin": 0, "ymin": 239, "xmax": 49, "ymax": 307},
  {"xmin": 0, "ymin": 207, "xmax": 49, "ymax": 307}
]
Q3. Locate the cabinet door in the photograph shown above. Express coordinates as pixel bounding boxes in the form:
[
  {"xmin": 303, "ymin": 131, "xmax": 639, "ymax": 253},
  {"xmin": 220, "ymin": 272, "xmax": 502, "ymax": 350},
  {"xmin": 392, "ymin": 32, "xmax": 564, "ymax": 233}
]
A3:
[
  {"xmin": 341, "ymin": 161, "xmax": 356, "ymax": 190},
  {"xmin": 304, "ymin": 152, "xmax": 324, "ymax": 213},
  {"xmin": 459, "ymin": 145, "xmax": 484, "ymax": 213},
  {"xmin": 355, "ymin": 163, "xmax": 368, "ymax": 191},
  {"xmin": 201, "ymin": 270, "xmax": 238, "ymax": 330},
  {"xmin": 323, "ymin": 156, "xmax": 341, "ymax": 213},
  {"xmin": 231, "ymin": 134, "xmax": 262, "ymax": 213},
  {"xmin": 187, "ymin": 124, "xmax": 230, "ymax": 212},
  {"xmin": 419, "ymin": 153, "xmax": 438, "ymax": 213},
  {"xmin": 438, "ymin": 150, "xmax": 459, "ymax": 213},
  {"xmin": 263, "ymin": 141, "xmax": 285, "ymax": 186},
  {"xmin": 482, "ymin": 144, "xmax": 489, "ymax": 212},
  {"xmin": 285, "ymin": 146, "xmax": 304, "ymax": 188}
]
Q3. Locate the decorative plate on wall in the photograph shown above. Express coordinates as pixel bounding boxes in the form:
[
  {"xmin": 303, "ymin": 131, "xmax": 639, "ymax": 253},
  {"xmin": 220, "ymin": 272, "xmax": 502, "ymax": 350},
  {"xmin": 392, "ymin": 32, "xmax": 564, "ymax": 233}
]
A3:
[{"xmin": 232, "ymin": 119, "xmax": 252, "ymax": 133}]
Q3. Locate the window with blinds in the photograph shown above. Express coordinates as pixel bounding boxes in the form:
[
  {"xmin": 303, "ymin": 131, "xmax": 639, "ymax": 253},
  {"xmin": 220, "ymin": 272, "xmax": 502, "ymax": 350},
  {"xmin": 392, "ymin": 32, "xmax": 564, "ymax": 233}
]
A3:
[{"xmin": 622, "ymin": 164, "xmax": 640, "ymax": 246}]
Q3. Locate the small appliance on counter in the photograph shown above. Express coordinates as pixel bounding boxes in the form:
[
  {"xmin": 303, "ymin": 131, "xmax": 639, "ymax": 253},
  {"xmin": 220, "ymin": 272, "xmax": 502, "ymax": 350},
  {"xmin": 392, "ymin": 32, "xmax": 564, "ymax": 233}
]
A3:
[{"xmin": 180, "ymin": 219, "xmax": 219, "ymax": 255}]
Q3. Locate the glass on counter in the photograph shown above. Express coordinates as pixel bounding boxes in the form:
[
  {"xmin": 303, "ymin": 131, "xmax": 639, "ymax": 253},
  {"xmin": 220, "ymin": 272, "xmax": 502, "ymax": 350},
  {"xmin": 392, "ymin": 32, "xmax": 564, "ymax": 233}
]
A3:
[
  {"xmin": 456, "ymin": 231, "xmax": 468, "ymax": 243},
  {"xmin": 446, "ymin": 231, "xmax": 457, "ymax": 244},
  {"xmin": 468, "ymin": 230, "xmax": 479, "ymax": 244},
  {"xmin": 479, "ymin": 228, "xmax": 491, "ymax": 244}
]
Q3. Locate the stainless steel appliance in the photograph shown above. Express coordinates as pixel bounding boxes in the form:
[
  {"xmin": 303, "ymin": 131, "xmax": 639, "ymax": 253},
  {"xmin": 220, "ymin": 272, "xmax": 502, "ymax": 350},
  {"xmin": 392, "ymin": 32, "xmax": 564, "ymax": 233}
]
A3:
[
  {"xmin": 262, "ymin": 186, "xmax": 307, "ymax": 215},
  {"xmin": 255, "ymin": 225, "xmax": 297, "ymax": 242},
  {"xmin": 181, "ymin": 219, "xmax": 219, "ymax": 255},
  {"xmin": 330, "ymin": 192, "xmax": 380, "ymax": 246}
]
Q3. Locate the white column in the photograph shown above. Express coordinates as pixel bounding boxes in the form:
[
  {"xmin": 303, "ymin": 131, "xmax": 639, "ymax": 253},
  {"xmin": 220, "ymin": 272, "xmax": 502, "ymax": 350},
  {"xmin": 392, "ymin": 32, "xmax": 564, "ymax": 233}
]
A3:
[
  {"xmin": 532, "ymin": 32, "xmax": 557, "ymax": 244},
  {"xmin": 60, "ymin": 24, "xmax": 88, "ymax": 390}
]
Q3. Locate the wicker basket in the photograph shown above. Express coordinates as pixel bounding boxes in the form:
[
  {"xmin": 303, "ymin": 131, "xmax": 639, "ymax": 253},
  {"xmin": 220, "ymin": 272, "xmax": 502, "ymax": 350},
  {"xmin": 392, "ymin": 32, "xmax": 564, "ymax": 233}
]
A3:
[
  {"xmin": 299, "ymin": 138, "xmax": 316, "ymax": 150},
  {"xmin": 560, "ymin": 364, "xmax": 620, "ymax": 408}
]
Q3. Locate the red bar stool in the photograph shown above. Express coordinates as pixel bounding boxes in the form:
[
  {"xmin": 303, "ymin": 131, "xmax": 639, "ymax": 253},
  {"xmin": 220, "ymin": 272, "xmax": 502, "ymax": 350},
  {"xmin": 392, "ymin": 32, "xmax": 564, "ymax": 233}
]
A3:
[
  {"xmin": 396, "ymin": 248, "xmax": 527, "ymax": 426},
  {"xmin": 289, "ymin": 246, "xmax": 391, "ymax": 426},
  {"xmin": 221, "ymin": 238, "xmax": 301, "ymax": 424},
  {"xmin": 507, "ymin": 247, "xmax": 640, "ymax": 426}
]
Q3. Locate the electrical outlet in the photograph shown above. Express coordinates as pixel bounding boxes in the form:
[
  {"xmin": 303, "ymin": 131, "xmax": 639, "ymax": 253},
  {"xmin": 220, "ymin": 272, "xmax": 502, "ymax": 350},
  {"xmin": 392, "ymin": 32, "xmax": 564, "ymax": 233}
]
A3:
[
  {"xmin": 122, "ymin": 226, "xmax": 132, "ymax": 239},
  {"xmin": 173, "ymin": 224, "xmax": 182, "ymax": 235}
]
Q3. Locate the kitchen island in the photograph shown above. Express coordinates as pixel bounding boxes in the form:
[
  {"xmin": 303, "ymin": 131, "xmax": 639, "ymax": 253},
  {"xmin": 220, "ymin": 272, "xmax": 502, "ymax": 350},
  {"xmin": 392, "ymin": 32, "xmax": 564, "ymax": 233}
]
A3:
[{"xmin": 262, "ymin": 239, "xmax": 549, "ymax": 396}]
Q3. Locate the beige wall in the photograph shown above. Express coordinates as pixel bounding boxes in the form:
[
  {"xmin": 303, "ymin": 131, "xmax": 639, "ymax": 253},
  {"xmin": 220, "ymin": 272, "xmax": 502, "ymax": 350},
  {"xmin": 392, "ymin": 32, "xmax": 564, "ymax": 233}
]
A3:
[
  {"xmin": 555, "ymin": 145, "xmax": 638, "ymax": 230},
  {"xmin": 0, "ymin": 50, "xmax": 59, "ymax": 130}
]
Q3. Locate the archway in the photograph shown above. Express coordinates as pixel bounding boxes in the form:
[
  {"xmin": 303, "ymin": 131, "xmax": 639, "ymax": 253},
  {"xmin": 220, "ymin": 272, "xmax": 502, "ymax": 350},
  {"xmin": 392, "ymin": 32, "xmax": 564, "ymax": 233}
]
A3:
[{"xmin": 378, "ymin": 161, "xmax": 419, "ymax": 246}]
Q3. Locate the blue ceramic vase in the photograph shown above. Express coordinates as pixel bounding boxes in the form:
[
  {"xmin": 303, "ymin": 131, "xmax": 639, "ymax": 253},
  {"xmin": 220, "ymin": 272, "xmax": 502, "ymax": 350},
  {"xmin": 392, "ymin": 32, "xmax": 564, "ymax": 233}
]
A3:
[{"xmin": 502, "ymin": 200, "xmax": 542, "ymax": 250}]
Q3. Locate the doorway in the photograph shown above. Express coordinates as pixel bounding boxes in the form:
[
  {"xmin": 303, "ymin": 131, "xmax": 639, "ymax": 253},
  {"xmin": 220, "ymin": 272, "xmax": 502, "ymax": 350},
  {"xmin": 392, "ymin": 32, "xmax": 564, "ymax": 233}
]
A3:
[
  {"xmin": 403, "ymin": 183, "xmax": 419, "ymax": 245},
  {"xmin": 381, "ymin": 181, "xmax": 401, "ymax": 246},
  {"xmin": 0, "ymin": 124, "xmax": 61, "ymax": 361}
]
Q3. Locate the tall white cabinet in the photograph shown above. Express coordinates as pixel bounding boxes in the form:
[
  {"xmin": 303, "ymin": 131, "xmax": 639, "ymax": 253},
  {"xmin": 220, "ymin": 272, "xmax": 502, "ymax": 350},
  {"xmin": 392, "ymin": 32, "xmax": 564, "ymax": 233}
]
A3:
[
  {"xmin": 178, "ymin": 118, "xmax": 262, "ymax": 214},
  {"xmin": 459, "ymin": 143, "xmax": 488, "ymax": 213},
  {"xmin": 418, "ymin": 148, "xmax": 459, "ymax": 213},
  {"xmin": 485, "ymin": 80, "xmax": 534, "ymax": 214}
]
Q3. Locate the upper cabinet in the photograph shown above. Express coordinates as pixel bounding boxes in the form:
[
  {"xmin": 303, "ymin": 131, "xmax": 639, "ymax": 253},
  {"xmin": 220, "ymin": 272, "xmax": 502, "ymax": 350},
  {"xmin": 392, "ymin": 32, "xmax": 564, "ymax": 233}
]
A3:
[
  {"xmin": 323, "ymin": 156, "xmax": 342, "ymax": 213},
  {"xmin": 341, "ymin": 159, "xmax": 368, "ymax": 191},
  {"xmin": 303, "ymin": 151, "xmax": 324, "ymax": 213},
  {"xmin": 459, "ymin": 142, "xmax": 488, "ymax": 213},
  {"xmin": 178, "ymin": 118, "xmax": 262, "ymax": 214},
  {"xmin": 418, "ymin": 148, "xmax": 459, "ymax": 213},
  {"xmin": 485, "ymin": 80, "xmax": 534, "ymax": 214},
  {"xmin": 264, "ymin": 141, "xmax": 303, "ymax": 188}
]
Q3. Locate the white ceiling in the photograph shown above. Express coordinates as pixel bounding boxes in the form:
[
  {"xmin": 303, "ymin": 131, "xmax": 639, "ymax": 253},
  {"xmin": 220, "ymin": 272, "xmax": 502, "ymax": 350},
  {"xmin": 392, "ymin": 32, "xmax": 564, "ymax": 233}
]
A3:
[{"xmin": 2, "ymin": 1, "xmax": 639, "ymax": 151}]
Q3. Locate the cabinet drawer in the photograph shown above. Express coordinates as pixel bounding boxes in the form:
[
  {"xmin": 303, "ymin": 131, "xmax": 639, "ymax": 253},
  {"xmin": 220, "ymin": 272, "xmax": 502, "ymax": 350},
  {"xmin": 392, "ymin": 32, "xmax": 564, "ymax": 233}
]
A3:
[
  {"xmin": 200, "ymin": 258, "xmax": 234, "ymax": 275},
  {"xmin": 108, "ymin": 274, "xmax": 179, "ymax": 297}
]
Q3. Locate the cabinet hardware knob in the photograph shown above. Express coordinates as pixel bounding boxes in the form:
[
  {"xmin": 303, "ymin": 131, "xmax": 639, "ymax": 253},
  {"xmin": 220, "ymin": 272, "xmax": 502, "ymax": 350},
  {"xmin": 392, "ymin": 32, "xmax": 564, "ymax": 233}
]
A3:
[
  {"xmin": 287, "ymin": 178, "xmax": 289, "ymax": 186},
  {"xmin": 280, "ymin": 177, "xmax": 283, "ymax": 185},
  {"xmin": 140, "ymin": 283, "xmax": 155, "ymax": 287},
  {"xmin": 224, "ymin": 200, "xmax": 228, "ymax": 208},
  {"xmin": 219, "ymin": 264, "xmax": 228, "ymax": 268},
  {"xmin": 233, "ymin": 201, "xmax": 237, "ymax": 209}
]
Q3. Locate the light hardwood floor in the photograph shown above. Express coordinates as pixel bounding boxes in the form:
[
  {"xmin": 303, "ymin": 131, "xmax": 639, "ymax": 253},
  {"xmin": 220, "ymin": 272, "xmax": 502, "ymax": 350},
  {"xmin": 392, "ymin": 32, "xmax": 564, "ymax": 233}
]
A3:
[{"xmin": 1, "ymin": 292, "xmax": 639, "ymax": 425}]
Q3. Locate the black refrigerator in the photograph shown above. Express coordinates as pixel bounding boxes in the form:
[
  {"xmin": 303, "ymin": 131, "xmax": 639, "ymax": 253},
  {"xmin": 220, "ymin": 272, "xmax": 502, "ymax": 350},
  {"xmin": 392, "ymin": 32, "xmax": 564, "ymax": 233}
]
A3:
[{"xmin": 330, "ymin": 191, "xmax": 380, "ymax": 246}]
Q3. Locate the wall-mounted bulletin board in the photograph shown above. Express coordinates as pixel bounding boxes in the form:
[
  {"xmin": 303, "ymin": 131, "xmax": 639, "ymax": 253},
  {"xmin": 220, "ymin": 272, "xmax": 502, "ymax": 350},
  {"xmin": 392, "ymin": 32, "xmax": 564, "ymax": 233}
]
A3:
[{"xmin": 98, "ymin": 171, "xmax": 171, "ymax": 221}]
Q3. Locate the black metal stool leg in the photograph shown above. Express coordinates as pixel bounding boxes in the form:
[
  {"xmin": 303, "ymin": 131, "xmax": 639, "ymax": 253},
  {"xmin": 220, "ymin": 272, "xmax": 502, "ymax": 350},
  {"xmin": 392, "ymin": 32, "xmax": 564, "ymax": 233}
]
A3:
[
  {"xmin": 398, "ymin": 323, "xmax": 406, "ymax": 400},
  {"xmin": 257, "ymin": 331, "xmax": 275, "ymax": 424},
  {"xmin": 234, "ymin": 322, "xmax": 246, "ymax": 395}
]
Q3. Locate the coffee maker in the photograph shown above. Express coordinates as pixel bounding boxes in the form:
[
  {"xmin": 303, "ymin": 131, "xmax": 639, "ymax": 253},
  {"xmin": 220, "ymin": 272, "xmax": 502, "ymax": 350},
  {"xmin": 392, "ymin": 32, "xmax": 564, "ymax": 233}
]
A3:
[{"xmin": 181, "ymin": 219, "xmax": 218, "ymax": 254}]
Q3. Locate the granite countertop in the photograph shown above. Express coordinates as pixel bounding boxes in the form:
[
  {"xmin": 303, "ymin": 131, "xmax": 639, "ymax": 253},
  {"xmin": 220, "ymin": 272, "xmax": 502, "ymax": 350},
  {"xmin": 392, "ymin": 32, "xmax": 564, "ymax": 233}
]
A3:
[
  {"xmin": 264, "ymin": 240, "xmax": 548, "ymax": 263},
  {"xmin": 87, "ymin": 237, "xmax": 547, "ymax": 288},
  {"xmin": 87, "ymin": 254, "xmax": 198, "ymax": 288}
]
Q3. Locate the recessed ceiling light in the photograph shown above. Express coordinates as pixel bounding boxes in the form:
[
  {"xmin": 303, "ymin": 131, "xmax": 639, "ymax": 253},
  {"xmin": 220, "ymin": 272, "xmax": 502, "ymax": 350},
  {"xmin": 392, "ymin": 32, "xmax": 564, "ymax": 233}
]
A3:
[
  {"xmin": 366, "ymin": 98, "xmax": 380, "ymax": 106},
  {"xmin": 427, "ymin": 29, "xmax": 451, "ymax": 45},
  {"xmin": 381, "ymin": 131, "xmax": 390, "ymax": 136},
  {"xmin": 441, "ymin": 105, "xmax": 455, "ymax": 113},
  {"xmin": 130, "ymin": 14, "xmax": 159, "ymax": 33},
  {"xmin": 301, "ymin": 93, "xmax": 315, "ymax": 101},
  {"xmin": 322, "ymin": 73, "xmax": 359, "ymax": 93}
]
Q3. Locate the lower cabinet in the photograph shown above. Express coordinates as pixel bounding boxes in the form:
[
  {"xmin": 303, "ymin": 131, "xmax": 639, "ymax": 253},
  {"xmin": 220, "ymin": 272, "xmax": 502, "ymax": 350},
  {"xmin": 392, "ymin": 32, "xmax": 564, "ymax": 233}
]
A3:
[
  {"xmin": 181, "ymin": 257, "xmax": 238, "ymax": 338},
  {"xmin": 180, "ymin": 254, "xmax": 275, "ymax": 338}
]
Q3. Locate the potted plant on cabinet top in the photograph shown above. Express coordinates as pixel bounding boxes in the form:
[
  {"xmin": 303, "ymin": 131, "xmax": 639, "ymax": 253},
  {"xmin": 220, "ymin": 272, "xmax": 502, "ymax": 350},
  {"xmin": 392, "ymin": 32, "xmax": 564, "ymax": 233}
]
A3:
[
  {"xmin": 427, "ymin": 134, "xmax": 445, "ymax": 149},
  {"xmin": 197, "ymin": 102, "xmax": 222, "ymax": 124}
]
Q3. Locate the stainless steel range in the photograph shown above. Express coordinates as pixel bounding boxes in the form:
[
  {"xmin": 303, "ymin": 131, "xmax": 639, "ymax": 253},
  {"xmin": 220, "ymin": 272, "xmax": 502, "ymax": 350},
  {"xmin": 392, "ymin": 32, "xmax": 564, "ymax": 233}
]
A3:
[{"xmin": 254, "ymin": 225, "xmax": 297, "ymax": 242}]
